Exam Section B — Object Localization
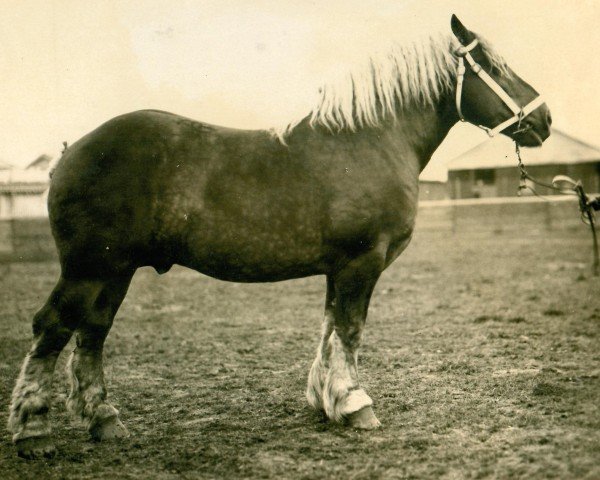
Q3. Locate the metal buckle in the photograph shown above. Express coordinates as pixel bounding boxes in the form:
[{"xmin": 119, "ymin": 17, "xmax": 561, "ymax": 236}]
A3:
[{"xmin": 454, "ymin": 46, "xmax": 468, "ymax": 57}]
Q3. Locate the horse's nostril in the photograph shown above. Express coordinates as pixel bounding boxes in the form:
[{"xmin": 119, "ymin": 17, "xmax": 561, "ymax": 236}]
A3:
[{"xmin": 546, "ymin": 110, "xmax": 553, "ymax": 126}]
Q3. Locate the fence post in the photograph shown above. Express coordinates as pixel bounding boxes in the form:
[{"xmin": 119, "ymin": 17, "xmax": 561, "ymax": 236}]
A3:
[
  {"xmin": 544, "ymin": 200, "xmax": 552, "ymax": 231},
  {"xmin": 9, "ymin": 192, "xmax": 16, "ymax": 257},
  {"xmin": 451, "ymin": 202, "xmax": 457, "ymax": 234}
]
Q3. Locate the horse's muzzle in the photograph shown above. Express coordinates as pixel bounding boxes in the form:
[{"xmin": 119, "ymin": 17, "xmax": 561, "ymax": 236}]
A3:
[{"xmin": 513, "ymin": 104, "xmax": 552, "ymax": 147}]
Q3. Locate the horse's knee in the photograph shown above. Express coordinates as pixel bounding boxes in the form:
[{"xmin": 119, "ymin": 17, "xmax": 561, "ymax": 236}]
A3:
[{"xmin": 334, "ymin": 322, "xmax": 364, "ymax": 352}]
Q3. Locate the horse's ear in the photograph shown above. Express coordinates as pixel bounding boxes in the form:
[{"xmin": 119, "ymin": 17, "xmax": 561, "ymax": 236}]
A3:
[{"xmin": 451, "ymin": 14, "xmax": 475, "ymax": 45}]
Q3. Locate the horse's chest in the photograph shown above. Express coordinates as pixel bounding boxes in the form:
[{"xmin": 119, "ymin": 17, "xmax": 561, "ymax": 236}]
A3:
[{"xmin": 384, "ymin": 233, "xmax": 413, "ymax": 268}]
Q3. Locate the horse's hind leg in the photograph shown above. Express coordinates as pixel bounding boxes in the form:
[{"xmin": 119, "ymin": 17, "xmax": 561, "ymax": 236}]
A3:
[
  {"xmin": 307, "ymin": 251, "xmax": 383, "ymax": 429},
  {"xmin": 9, "ymin": 278, "xmax": 83, "ymax": 458},
  {"xmin": 65, "ymin": 275, "xmax": 132, "ymax": 441},
  {"xmin": 8, "ymin": 275, "xmax": 132, "ymax": 458}
]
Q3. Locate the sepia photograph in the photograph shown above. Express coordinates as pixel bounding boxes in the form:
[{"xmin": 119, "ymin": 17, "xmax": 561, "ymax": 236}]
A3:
[{"xmin": 1, "ymin": 1, "xmax": 598, "ymax": 478}]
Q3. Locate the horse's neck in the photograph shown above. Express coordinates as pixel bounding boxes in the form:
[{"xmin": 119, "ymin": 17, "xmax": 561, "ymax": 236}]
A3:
[
  {"xmin": 291, "ymin": 96, "xmax": 457, "ymax": 172},
  {"xmin": 379, "ymin": 97, "xmax": 458, "ymax": 172}
]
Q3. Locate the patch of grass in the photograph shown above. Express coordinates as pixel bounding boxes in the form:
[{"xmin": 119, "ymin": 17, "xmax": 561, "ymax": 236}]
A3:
[
  {"xmin": 532, "ymin": 382, "xmax": 566, "ymax": 397},
  {"xmin": 508, "ymin": 316, "xmax": 527, "ymax": 323},
  {"xmin": 473, "ymin": 314, "xmax": 501, "ymax": 323},
  {"xmin": 436, "ymin": 361, "xmax": 478, "ymax": 375},
  {"xmin": 404, "ymin": 437, "xmax": 435, "ymax": 452}
]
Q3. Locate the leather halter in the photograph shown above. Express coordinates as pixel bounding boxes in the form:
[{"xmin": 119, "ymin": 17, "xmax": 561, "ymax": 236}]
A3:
[{"xmin": 454, "ymin": 38, "xmax": 545, "ymax": 137}]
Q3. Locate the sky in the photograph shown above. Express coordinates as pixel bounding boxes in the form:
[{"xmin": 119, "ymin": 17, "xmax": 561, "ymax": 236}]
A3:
[{"xmin": 1, "ymin": 0, "xmax": 599, "ymax": 180}]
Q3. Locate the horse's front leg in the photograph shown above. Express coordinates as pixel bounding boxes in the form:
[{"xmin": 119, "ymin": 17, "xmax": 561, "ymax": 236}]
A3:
[
  {"xmin": 307, "ymin": 250, "xmax": 383, "ymax": 429},
  {"xmin": 306, "ymin": 276, "xmax": 335, "ymax": 412}
]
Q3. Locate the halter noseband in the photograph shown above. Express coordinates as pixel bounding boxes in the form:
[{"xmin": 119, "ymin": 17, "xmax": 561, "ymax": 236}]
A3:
[{"xmin": 454, "ymin": 38, "xmax": 545, "ymax": 137}]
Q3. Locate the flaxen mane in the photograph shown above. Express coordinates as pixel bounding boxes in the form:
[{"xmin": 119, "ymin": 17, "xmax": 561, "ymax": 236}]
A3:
[{"xmin": 276, "ymin": 30, "xmax": 509, "ymax": 138}]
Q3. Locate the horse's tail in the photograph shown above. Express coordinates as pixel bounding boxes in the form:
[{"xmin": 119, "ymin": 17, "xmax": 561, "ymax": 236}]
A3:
[{"xmin": 48, "ymin": 141, "xmax": 69, "ymax": 180}]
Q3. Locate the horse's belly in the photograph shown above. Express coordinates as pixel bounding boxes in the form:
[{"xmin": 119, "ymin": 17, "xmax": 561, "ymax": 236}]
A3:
[
  {"xmin": 178, "ymin": 220, "xmax": 327, "ymax": 282},
  {"xmin": 182, "ymin": 249, "xmax": 326, "ymax": 282}
]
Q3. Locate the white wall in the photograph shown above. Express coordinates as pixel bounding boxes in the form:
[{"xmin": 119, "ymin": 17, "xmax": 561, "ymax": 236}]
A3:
[
  {"xmin": 11, "ymin": 192, "xmax": 48, "ymax": 218},
  {"xmin": 0, "ymin": 169, "xmax": 50, "ymax": 219}
]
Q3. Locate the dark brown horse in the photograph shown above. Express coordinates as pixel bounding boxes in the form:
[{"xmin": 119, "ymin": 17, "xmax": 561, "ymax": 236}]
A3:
[{"xmin": 9, "ymin": 15, "xmax": 551, "ymax": 458}]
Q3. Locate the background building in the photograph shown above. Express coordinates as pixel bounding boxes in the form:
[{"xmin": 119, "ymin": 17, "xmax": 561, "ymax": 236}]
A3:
[
  {"xmin": 418, "ymin": 180, "xmax": 448, "ymax": 201},
  {"xmin": 0, "ymin": 158, "xmax": 52, "ymax": 260},
  {"xmin": 0, "ymin": 162, "xmax": 50, "ymax": 220},
  {"xmin": 447, "ymin": 129, "xmax": 600, "ymax": 199}
]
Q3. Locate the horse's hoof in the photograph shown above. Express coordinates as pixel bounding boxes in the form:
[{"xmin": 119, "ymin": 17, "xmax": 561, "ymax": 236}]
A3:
[
  {"xmin": 16, "ymin": 436, "xmax": 56, "ymax": 460},
  {"xmin": 347, "ymin": 406, "xmax": 382, "ymax": 430},
  {"xmin": 90, "ymin": 416, "xmax": 130, "ymax": 441}
]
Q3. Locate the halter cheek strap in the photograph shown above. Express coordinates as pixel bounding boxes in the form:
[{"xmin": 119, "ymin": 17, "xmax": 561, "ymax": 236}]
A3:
[{"xmin": 455, "ymin": 38, "xmax": 545, "ymax": 137}]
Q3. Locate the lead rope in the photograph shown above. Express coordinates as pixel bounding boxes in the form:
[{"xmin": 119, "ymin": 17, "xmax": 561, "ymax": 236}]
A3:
[
  {"xmin": 515, "ymin": 143, "xmax": 570, "ymax": 197},
  {"xmin": 515, "ymin": 142, "xmax": 599, "ymax": 276}
]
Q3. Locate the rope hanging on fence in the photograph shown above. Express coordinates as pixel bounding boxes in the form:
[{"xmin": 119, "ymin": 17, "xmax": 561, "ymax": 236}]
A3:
[{"xmin": 514, "ymin": 141, "xmax": 599, "ymax": 276}]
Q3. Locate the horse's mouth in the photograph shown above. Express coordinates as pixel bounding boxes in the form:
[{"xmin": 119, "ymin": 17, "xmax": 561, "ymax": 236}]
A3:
[{"xmin": 512, "ymin": 123, "xmax": 547, "ymax": 147}]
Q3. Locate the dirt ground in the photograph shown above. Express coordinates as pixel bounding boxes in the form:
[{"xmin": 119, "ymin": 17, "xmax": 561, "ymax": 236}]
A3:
[{"xmin": 0, "ymin": 228, "xmax": 598, "ymax": 479}]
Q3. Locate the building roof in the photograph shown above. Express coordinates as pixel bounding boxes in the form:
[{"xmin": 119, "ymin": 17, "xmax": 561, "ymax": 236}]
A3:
[
  {"xmin": 448, "ymin": 129, "xmax": 600, "ymax": 171},
  {"xmin": 26, "ymin": 154, "xmax": 53, "ymax": 170}
]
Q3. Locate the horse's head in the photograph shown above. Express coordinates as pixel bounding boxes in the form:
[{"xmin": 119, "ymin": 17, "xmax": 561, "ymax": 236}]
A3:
[{"xmin": 450, "ymin": 15, "xmax": 551, "ymax": 147}]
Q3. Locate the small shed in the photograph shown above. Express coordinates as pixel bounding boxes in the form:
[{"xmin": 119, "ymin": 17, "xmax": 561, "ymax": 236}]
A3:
[
  {"xmin": 447, "ymin": 130, "xmax": 600, "ymax": 199},
  {"xmin": 0, "ymin": 168, "xmax": 50, "ymax": 219},
  {"xmin": 26, "ymin": 154, "xmax": 53, "ymax": 171},
  {"xmin": 0, "ymin": 165, "xmax": 52, "ymax": 260}
]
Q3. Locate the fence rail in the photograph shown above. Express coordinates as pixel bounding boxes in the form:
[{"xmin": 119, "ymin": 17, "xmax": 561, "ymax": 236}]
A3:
[
  {"xmin": 418, "ymin": 195, "xmax": 586, "ymax": 233},
  {"xmin": 0, "ymin": 218, "xmax": 57, "ymax": 262}
]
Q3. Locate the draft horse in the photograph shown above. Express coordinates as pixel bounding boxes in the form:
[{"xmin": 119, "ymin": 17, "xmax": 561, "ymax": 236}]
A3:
[{"xmin": 9, "ymin": 15, "xmax": 551, "ymax": 458}]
